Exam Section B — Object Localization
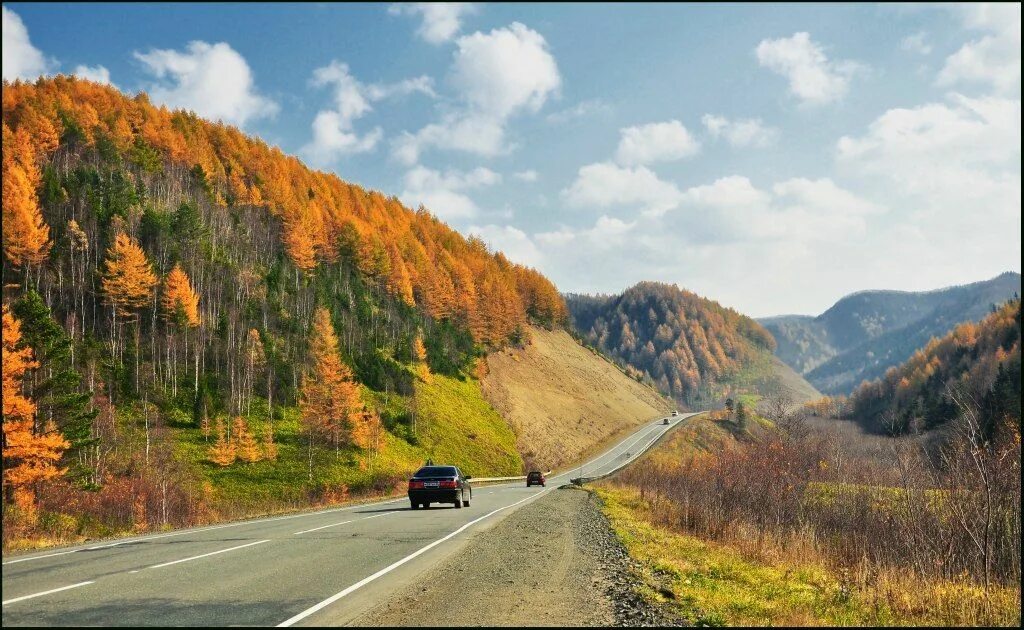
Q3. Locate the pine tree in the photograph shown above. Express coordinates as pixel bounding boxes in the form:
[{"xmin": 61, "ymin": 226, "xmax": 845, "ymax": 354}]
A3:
[
  {"xmin": 2, "ymin": 305, "xmax": 69, "ymax": 511},
  {"xmin": 12, "ymin": 291, "xmax": 97, "ymax": 459}
]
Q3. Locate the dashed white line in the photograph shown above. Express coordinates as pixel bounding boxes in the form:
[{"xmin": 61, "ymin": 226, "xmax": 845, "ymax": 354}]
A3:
[
  {"xmin": 276, "ymin": 488, "xmax": 553, "ymax": 627},
  {"xmin": 148, "ymin": 539, "xmax": 270, "ymax": 569},
  {"xmin": 293, "ymin": 510, "xmax": 399, "ymax": 536},
  {"xmin": 2, "ymin": 581, "xmax": 95, "ymax": 605}
]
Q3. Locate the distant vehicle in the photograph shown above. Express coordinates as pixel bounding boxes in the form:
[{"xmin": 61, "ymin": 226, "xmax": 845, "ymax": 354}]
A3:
[
  {"xmin": 663, "ymin": 418, "xmax": 670, "ymax": 425},
  {"xmin": 408, "ymin": 465, "xmax": 472, "ymax": 509},
  {"xmin": 526, "ymin": 470, "xmax": 546, "ymax": 487},
  {"xmin": 671, "ymin": 410, "xmax": 679, "ymax": 416}
]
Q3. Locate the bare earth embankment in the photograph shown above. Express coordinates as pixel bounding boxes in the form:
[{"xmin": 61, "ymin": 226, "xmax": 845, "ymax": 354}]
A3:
[{"xmin": 482, "ymin": 326, "xmax": 672, "ymax": 471}]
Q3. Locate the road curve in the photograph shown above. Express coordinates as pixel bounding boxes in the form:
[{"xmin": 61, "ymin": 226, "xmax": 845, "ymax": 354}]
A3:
[{"xmin": 1, "ymin": 413, "xmax": 696, "ymax": 627}]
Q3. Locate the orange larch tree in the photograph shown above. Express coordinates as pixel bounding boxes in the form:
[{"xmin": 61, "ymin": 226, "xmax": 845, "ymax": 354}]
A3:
[
  {"xmin": 2, "ymin": 125, "xmax": 51, "ymax": 271},
  {"xmin": 102, "ymin": 233, "xmax": 158, "ymax": 318},
  {"xmin": 161, "ymin": 264, "xmax": 201, "ymax": 327},
  {"xmin": 2, "ymin": 305, "xmax": 69, "ymax": 512},
  {"xmin": 299, "ymin": 307, "xmax": 361, "ymax": 453}
]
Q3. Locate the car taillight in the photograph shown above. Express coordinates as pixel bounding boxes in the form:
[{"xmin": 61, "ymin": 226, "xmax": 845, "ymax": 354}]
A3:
[
  {"xmin": 439, "ymin": 479, "xmax": 458, "ymax": 489},
  {"xmin": 409, "ymin": 480, "xmax": 424, "ymax": 489}
]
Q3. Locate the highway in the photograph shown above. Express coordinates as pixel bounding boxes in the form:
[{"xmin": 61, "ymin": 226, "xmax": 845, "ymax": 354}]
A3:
[{"xmin": 1, "ymin": 413, "xmax": 695, "ymax": 627}]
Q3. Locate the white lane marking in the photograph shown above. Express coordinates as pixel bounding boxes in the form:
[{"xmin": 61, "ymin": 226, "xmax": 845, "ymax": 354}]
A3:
[
  {"xmin": 276, "ymin": 488, "xmax": 552, "ymax": 627},
  {"xmin": 1, "ymin": 498, "xmax": 407, "ymax": 567},
  {"xmin": 148, "ymin": 539, "xmax": 270, "ymax": 569},
  {"xmin": 2, "ymin": 581, "xmax": 95, "ymax": 605},
  {"xmin": 1, "ymin": 549, "xmax": 79, "ymax": 566},
  {"xmin": 294, "ymin": 510, "xmax": 399, "ymax": 536}
]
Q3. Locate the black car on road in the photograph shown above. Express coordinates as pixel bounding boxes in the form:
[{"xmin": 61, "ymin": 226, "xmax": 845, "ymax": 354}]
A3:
[
  {"xmin": 408, "ymin": 465, "xmax": 472, "ymax": 509},
  {"xmin": 526, "ymin": 470, "xmax": 546, "ymax": 487}
]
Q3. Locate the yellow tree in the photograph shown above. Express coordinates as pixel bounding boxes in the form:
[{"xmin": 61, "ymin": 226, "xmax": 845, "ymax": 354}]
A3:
[
  {"xmin": 208, "ymin": 418, "xmax": 236, "ymax": 466},
  {"xmin": 299, "ymin": 307, "xmax": 361, "ymax": 454},
  {"xmin": 2, "ymin": 305, "xmax": 69, "ymax": 513},
  {"xmin": 2, "ymin": 126, "xmax": 51, "ymax": 271},
  {"xmin": 161, "ymin": 264, "xmax": 201, "ymax": 327},
  {"xmin": 413, "ymin": 334, "xmax": 431, "ymax": 383},
  {"xmin": 233, "ymin": 417, "xmax": 261, "ymax": 463},
  {"xmin": 101, "ymin": 232, "xmax": 158, "ymax": 393}
]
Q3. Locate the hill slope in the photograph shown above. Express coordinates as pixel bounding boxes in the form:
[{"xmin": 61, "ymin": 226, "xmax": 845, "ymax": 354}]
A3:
[
  {"xmin": 0, "ymin": 77, "xmax": 584, "ymax": 548},
  {"xmin": 481, "ymin": 325, "xmax": 672, "ymax": 471},
  {"xmin": 761, "ymin": 272, "xmax": 1021, "ymax": 394},
  {"xmin": 565, "ymin": 282, "xmax": 819, "ymax": 407},
  {"xmin": 848, "ymin": 298, "xmax": 1021, "ymax": 435}
]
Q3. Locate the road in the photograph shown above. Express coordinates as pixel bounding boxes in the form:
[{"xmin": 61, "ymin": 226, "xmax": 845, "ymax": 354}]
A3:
[{"xmin": 1, "ymin": 413, "xmax": 695, "ymax": 627}]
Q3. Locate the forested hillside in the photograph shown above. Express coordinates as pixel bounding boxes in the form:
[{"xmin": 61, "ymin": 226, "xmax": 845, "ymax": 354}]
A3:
[
  {"xmin": 1, "ymin": 76, "xmax": 566, "ymax": 548},
  {"xmin": 761, "ymin": 272, "xmax": 1021, "ymax": 394},
  {"xmin": 843, "ymin": 299, "xmax": 1021, "ymax": 435},
  {"xmin": 565, "ymin": 282, "xmax": 810, "ymax": 406}
]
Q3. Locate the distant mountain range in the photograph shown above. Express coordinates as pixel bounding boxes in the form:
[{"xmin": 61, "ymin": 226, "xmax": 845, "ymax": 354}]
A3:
[
  {"xmin": 566, "ymin": 282, "xmax": 820, "ymax": 407},
  {"xmin": 760, "ymin": 272, "xmax": 1022, "ymax": 395}
]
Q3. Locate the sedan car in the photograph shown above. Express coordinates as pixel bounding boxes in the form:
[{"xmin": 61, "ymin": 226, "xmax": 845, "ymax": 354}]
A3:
[{"xmin": 408, "ymin": 465, "xmax": 472, "ymax": 509}]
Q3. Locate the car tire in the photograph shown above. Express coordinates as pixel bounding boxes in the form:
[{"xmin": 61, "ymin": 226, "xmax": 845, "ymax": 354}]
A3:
[
  {"xmin": 463, "ymin": 497, "xmax": 470, "ymax": 507},
  {"xmin": 454, "ymin": 493, "xmax": 463, "ymax": 508},
  {"xmin": 423, "ymin": 502, "xmax": 430, "ymax": 509},
  {"xmin": 411, "ymin": 501, "xmax": 418, "ymax": 510}
]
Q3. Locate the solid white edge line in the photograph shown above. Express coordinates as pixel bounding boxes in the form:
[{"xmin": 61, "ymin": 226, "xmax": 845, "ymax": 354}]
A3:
[
  {"xmin": 276, "ymin": 488, "xmax": 553, "ymax": 627},
  {"xmin": 2, "ymin": 581, "xmax": 95, "ymax": 605},
  {"xmin": 148, "ymin": 539, "xmax": 270, "ymax": 569}
]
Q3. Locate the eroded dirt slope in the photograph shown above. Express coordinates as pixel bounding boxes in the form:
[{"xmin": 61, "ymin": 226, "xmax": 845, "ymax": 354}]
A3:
[{"xmin": 481, "ymin": 326, "xmax": 672, "ymax": 471}]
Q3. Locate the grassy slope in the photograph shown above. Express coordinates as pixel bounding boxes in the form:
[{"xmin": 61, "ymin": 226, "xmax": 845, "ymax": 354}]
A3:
[
  {"xmin": 174, "ymin": 371, "xmax": 522, "ymax": 520},
  {"xmin": 596, "ymin": 416, "xmax": 1020, "ymax": 627},
  {"xmin": 481, "ymin": 326, "xmax": 673, "ymax": 471}
]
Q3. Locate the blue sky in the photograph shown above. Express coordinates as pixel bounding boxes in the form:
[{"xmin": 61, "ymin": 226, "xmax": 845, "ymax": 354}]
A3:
[{"xmin": 3, "ymin": 3, "xmax": 1020, "ymax": 316}]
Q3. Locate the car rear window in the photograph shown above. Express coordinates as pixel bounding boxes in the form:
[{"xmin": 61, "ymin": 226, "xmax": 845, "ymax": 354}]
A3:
[
  {"xmin": 414, "ymin": 466, "xmax": 458, "ymax": 478},
  {"xmin": 528, "ymin": 471, "xmax": 542, "ymax": 478}
]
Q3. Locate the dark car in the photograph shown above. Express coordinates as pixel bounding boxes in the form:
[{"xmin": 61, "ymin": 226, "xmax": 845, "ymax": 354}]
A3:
[
  {"xmin": 408, "ymin": 465, "xmax": 472, "ymax": 509},
  {"xmin": 526, "ymin": 470, "xmax": 545, "ymax": 487}
]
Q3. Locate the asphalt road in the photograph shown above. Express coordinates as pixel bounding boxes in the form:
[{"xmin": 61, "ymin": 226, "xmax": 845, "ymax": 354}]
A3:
[{"xmin": 1, "ymin": 413, "xmax": 695, "ymax": 627}]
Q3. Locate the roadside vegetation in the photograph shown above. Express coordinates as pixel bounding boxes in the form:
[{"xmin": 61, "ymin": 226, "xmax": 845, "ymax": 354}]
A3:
[{"xmin": 598, "ymin": 394, "xmax": 1021, "ymax": 626}]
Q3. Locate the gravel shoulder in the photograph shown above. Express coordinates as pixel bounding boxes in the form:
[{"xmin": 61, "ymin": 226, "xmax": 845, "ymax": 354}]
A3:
[{"xmin": 355, "ymin": 486, "xmax": 683, "ymax": 627}]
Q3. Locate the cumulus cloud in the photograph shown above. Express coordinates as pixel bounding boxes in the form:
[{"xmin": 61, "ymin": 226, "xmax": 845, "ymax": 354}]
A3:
[
  {"xmin": 134, "ymin": 41, "xmax": 278, "ymax": 127},
  {"xmin": 701, "ymin": 114, "xmax": 779, "ymax": 148},
  {"xmin": 756, "ymin": 32, "xmax": 862, "ymax": 105},
  {"xmin": 73, "ymin": 64, "xmax": 113, "ymax": 85},
  {"xmin": 393, "ymin": 22, "xmax": 560, "ymax": 163},
  {"xmin": 938, "ymin": 3, "xmax": 1020, "ymax": 95},
  {"xmin": 399, "ymin": 165, "xmax": 501, "ymax": 219},
  {"xmin": 562, "ymin": 162, "xmax": 683, "ymax": 217},
  {"xmin": 514, "ymin": 170, "xmax": 539, "ymax": 182},
  {"xmin": 2, "ymin": 6, "xmax": 54, "ymax": 81},
  {"xmin": 389, "ymin": 3, "xmax": 477, "ymax": 44},
  {"xmin": 467, "ymin": 224, "xmax": 543, "ymax": 266},
  {"xmin": 302, "ymin": 61, "xmax": 435, "ymax": 164},
  {"xmin": 615, "ymin": 120, "xmax": 700, "ymax": 166},
  {"xmin": 545, "ymin": 99, "xmax": 612, "ymax": 124},
  {"xmin": 900, "ymin": 32, "xmax": 932, "ymax": 55}
]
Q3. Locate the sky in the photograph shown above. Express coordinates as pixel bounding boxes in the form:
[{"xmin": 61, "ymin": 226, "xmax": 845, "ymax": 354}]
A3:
[{"xmin": 3, "ymin": 2, "xmax": 1020, "ymax": 317}]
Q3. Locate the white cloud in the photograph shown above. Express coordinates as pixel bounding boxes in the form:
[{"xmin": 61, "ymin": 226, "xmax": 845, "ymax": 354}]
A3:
[
  {"xmin": 900, "ymin": 32, "xmax": 932, "ymax": 55},
  {"xmin": 938, "ymin": 4, "xmax": 1020, "ymax": 95},
  {"xmin": 389, "ymin": 3, "xmax": 477, "ymax": 45},
  {"xmin": 701, "ymin": 114, "xmax": 779, "ymax": 147},
  {"xmin": 394, "ymin": 22, "xmax": 560, "ymax": 163},
  {"xmin": 134, "ymin": 41, "xmax": 278, "ymax": 127},
  {"xmin": 514, "ymin": 169, "xmax": 539, "ymax": 182},
  {"xmin": 756, "ymin": 32, "xmax": 862, "ymax": 105},
  {"xmin": 544, "ymin": 99, "xmax": 612, "ymax": 124},
  {"xmin": 467, "ymin": 224, "xmax": 542, "ymax": 266},
  {"xmin": 399, "ymin": 165, "xmax": 501, "ymax": 219},
  {"xmin": 562, "ymin": 162, "xmax": 683, "ymax": 217},
  {"xmin": 73, "ymin": 64, "xmax": 113, "ymax": 85},
  {"xmin": 303, "ymin": 61, "xmax": 435, "ymax": 164},
  {"xmin": 615, "ymin": 120, "xmax": 700, "ymax": 166},
  {"xmin": 2, "ymin": 6, "xmax": 54, "ymax": 81}
]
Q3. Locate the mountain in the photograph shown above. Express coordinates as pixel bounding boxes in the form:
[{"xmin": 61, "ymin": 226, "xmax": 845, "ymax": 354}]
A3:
[
  {"xmin": 0, "ymin": 77, "xmax": 653, "ymax": 549},
  {"xmin": 761, "ymin": 272, "xmax": 1021, "ymax": 394},
  {"xmin": 565, "ymin": 282, "xmax": 820, "ymax": 407},
  {"xmin": 847, "ymin": 299, "xmax": 1021, "ymax": 435}
]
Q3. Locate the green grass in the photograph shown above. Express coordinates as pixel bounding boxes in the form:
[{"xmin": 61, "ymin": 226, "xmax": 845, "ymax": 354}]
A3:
[{"xmin": 172, "ymin": 370, "xmax": 523, "ymax": 515}]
